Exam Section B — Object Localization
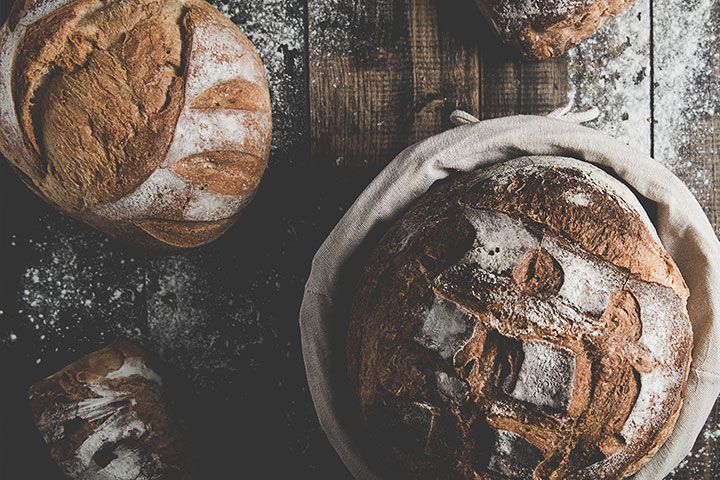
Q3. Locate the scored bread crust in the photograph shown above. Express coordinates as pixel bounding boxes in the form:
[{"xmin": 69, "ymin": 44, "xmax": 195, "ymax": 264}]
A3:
[
  {"xmin": 0, "ymin": 0, "xmax": 272, "ymax": 248},
  {"xmin": 347, "ymin": 157, "xmax": 692, "ymax": 479},
  {"xmin": 474, "ymin": 0, "xmax": 635, "ymax": 59}
]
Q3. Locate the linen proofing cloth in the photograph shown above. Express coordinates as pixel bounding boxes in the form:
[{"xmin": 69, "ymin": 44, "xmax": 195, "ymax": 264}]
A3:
[{"xmin": 300, "ymin": 115, "xmax": 720, "ymax": 479}]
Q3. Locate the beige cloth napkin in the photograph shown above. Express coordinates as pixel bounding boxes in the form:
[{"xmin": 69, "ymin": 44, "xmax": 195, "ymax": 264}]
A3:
[{"xmin": 300, "ymin": 115, "xmax": 720, "ymax": 479}]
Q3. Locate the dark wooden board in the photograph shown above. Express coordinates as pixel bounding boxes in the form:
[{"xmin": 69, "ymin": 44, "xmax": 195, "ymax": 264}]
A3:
[{"xmin": 1, "ymin": 0, "xmax": 719, "ymax": 478}]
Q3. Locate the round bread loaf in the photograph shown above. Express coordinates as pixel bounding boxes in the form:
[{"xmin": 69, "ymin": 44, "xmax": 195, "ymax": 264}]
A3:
[
  {"xmin": 0, "ymin": 0, "xmax": 272, "ymax": 248},
  {"xmin": 474, "ymin": 0, "xmax": 635, "ymax": 59},
  {"xmin": 347, "ymin": 157, "xmax": 693, "ymax": 479}
]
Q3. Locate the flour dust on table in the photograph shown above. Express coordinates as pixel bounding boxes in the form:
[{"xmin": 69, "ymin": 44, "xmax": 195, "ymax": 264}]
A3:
[
  {"xmin": 653, "ymin": 0, "xmax": 719, "ymax": 210},
  {"xmin": 569, "ymin": 0, "xmax": 651, "ymax": 154},
  {"xmin": 0, "ymin": 215, "xmax": 145, "ymax": 366}
]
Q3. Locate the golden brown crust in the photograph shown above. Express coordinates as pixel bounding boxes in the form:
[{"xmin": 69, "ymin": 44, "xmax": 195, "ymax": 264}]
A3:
[
  {"xmin": 0, "ymin": 0, "xmax": 272, "ymax": 249},
  {"xmin": 460, "ymin": 163, "xmax": 688, "ymax": 299},
  {"xmin": 474, "ymin": 0, "xmax": 636, "ymax": 59},
  {"xmin": 347, "ymin": 157, "xmax": 692, "ymax": 479},
  {"xmin": 13, "ymin": 0, "xmax": 187, "ymax": 211}
]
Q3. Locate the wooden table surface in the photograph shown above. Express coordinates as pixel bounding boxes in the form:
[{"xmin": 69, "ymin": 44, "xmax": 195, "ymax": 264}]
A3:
[{"xmin": 1, "ymin": 0, "xmax": 718, "ymax": 478}]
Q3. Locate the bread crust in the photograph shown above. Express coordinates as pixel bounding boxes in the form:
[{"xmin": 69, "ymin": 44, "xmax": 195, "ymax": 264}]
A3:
[
  {"xmin": 474, "ymin": 0, "xmax": 636, "ymax": 59},
  {"xmin": 0, "ymin": 0, "xmax": 272, "ymax": 248},
  {"xmin": 28, "ymin": 339, "xmax": 193, "ymax": 479},
  {"xmin": 347, "ymin": 157, "xmax": 692, "ymax": 479}
]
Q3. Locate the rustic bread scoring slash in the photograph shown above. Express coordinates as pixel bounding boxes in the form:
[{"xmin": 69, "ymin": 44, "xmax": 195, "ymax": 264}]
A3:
[
  {"xmin": 0, "ymin": 0, "xmax": 272, "ymax": 248},
  {"xmin": 29, "ymin": 339, "xmax": 192, "ymax": 479},
  {"xmin": 474, "ymin": 0, "xmax": 636, "ymax": 59},
  {"xmin": 347, "ymin": 157, "xmax": 693, "ymax": 479}
]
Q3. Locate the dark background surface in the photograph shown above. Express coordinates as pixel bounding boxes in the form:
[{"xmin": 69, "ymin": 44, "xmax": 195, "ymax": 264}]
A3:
[{"xmin": 1, "ymin": 0, "xmax": 719, "ymax": 478}]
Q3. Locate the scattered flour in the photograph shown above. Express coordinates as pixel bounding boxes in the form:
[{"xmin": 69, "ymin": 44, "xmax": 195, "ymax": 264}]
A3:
[
  {"xmin": 670, "ymin": 418, "xmax": 720, "ymax": 478},
  {"xmin": 0, "ymin": 216, "xmax": 271, "ymax": 395},
  {"xmin": 570, "ymin": 0, "xmax": 718, "ymax": 223},
  {"xmin": 569, "ymin": 1, "xmax": 652, "ymax": 154},
  {"xmin": 0, "ymin": 216, "xmax": 146, "ymax": 360},
  {"xmin": 653, "ymin": 0, "xmax": 719, "ymax": 210},
  {"xmin": 145, "ymin": 254, "xmax": 269, "ymax": 392},
  {"xmin": 308, "ymin": 0, "xmax": 372, "ymax": 59}
]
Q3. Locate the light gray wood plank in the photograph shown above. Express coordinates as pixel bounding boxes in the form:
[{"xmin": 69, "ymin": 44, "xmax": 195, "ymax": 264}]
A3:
[
  {"xmin": 656, "ymin": 0, "xmax": 720, "ymax": 478},
  {"xmin": 568, "ymin": 0, "xmax": 652, "ymax": 154}
]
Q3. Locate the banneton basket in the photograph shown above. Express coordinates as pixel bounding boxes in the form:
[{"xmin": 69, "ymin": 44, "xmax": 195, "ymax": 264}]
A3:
[{"xmin": 299, "ymin": 114, "xmax": 720, "ymax": 480}]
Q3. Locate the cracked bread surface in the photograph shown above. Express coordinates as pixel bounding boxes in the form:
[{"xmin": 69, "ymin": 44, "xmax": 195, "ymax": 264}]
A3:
[
  {"xmin": 0, "ymin": 0, "xmax": 272, "ymax": 248},
  {"xmin": 347, "ymin": 157, "xmax": 692, "ymax": 479},
  {"xmin": 29, "ymin": 339, "xmax": 192, "ymax": 479},
  {"xmin": 474, "ymin": 0, "xmax": 636, "ymax": 59}
]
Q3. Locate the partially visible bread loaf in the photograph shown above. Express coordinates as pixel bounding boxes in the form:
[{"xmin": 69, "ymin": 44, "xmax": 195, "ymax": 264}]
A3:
[
  {"xmin": 29, "ymin": 339, "xmax": 192, "ymax": 479},
  {"xmin": 474, "ymin": 0, "xmax": 635, "ymax": 59},
  {"xmin": 0, "ymin": 0, "xmax": 272, "ymax": 248},
  {"xmin": 347, "ymin": 157, "xmax": 692, "ymax": 479}
]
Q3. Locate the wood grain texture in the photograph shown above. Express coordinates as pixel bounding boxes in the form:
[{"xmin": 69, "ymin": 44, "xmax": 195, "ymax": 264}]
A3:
[
  {"xmin": 656, "ymin": 0, "xmax": 720, "ymax": 476},
  {"xmin": 308, "ymin": 0, "xmax": 570, "ymax": 167},
  {"xmin": 309, "ymin": 0, "xmax": 480, "ymax": 167}
]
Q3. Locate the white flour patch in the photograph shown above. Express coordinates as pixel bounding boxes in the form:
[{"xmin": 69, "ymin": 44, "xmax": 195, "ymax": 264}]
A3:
[
  {"xmin": 510, "ymin": 340, "xmax": 576, "ymax": 411},
  {"xmin": 106, "ymin": 357, "xmax": 163, "ymax": 385},
  {"xmin": 569, "ymin": 1, "xmax": 651, "ymax": 153},
  {"xmin": 463, "ymin": 208, "xmax": 542, "ymax": 275},
  {"xmin": 184, "ymin": 13, "xmax": 266, "ymax": 101},
  {"xmin": 653, "ymin": 0, "xmax": 719, "ymax": 209},
  {"xmin": 542, "ymin": 235, "xmax": 628, "ymax": 317},
  {"xmin": 415, "ymin": 298, "xmax": 477, "ymax": 362},
  {"xmin": 435, "ymin": 371, "xmax": 470, "ymax": 404},
  {"xmin": 564, "ymin": 191, "xmax": 592, "ymax": 207}
]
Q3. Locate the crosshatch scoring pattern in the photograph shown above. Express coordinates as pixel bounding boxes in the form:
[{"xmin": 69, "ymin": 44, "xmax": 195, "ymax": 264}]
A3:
[
  {"xmin": 349, "ymin": 159, "xmax": 693, "ymax": 478},
  {"xmin": 0, "ymin": 0, "xmax": 718, "ymax": 478}
]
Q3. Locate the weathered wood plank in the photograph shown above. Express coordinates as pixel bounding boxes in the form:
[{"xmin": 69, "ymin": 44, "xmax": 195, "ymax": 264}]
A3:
[
  {"xmin": 655, "ymin": 0, "xmax": 720, "ymax": 478},
  {"xmin": 479, "ymin": 34, "xmax": 568, "ymax": 119},
  {"xmin": 480, "ymin": 48, "xmax": 521, "ymax": 118},
  {"xmin": 568, "ymin": 1, "xmax": 652, "ymax": 153},
  {"xmin": 309, "ymin": 0, "xmax": 480, "ymax": 167}
]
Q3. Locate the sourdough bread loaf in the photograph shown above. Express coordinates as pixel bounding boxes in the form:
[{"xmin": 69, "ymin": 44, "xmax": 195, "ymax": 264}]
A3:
[
  {"xmin": 347, "ymin": 157, "xmax": 693, "ymax": 479},
  {"xmin": 474, "ymin": 0, "xmax": 635, "ymax": 59},
  {"xmin": 0, "ymin": 0, "xmax": 272, "ymax": 248},
  {"xmin": 29, "ymin": 339, "xmax": 192, "ymax": 479}
]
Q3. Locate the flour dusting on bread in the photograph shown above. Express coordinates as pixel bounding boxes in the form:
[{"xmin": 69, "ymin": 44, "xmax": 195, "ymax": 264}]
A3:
[
  {"xmin": 349, "ymin": 156, "xmax": 692, "ymax": 479},
  {"xmin": 0, "ymin": 0, "xmax": 272, "ymax": 248}
]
